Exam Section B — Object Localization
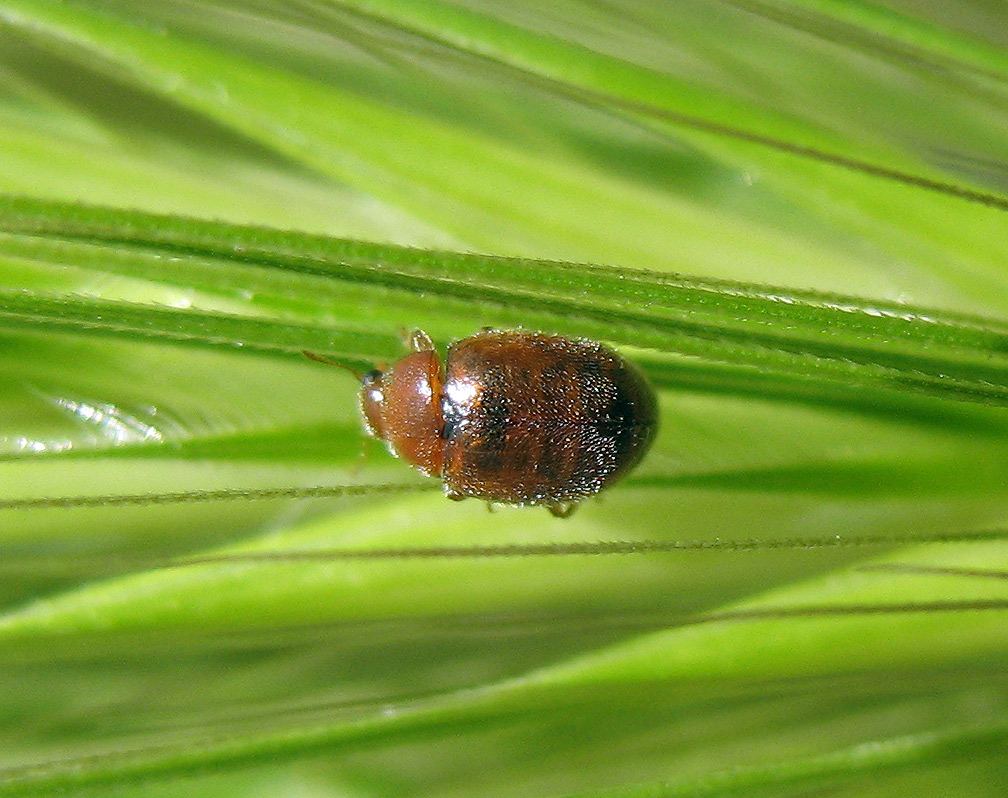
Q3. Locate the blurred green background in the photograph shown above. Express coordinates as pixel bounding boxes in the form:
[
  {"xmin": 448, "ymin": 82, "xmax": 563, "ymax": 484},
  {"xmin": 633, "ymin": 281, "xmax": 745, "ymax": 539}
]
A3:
[{"xmin": 1, "ymin": 1, "xmax": 1008, "ymax": 795}]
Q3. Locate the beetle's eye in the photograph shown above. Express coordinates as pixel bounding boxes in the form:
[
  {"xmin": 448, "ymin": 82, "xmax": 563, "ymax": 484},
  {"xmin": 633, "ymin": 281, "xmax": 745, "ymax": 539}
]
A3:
[{"xmin": 362, "ymin": 369, "xmax": 383, "ymax": 387}]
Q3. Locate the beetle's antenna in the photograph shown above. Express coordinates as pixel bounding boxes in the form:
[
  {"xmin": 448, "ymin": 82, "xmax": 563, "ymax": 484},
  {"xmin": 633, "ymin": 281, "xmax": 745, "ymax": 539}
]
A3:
[{"xmin": 302, "ymin": 350, "xmax": 365, "ymax": 380}]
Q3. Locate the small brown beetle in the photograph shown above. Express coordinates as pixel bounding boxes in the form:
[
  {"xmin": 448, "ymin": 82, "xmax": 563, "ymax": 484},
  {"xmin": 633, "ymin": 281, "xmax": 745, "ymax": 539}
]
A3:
[{"xmin": 314, "ymin": 329, "xmax": 657, "ymax": 517}]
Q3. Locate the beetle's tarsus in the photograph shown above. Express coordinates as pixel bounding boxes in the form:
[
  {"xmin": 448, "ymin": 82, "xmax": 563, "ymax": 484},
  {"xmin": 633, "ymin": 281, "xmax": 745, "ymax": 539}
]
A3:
[
  {"xmin": 405, "ymin": 329, "xmax": 435, "ymax": 352},
  {"xmin": 547, "ymin": 502, "xmax": 576, "ymax": 518}
]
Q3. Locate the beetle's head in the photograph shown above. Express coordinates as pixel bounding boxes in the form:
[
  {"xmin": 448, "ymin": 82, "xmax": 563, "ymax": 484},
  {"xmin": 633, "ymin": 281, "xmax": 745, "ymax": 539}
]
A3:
[{"xmin": 359, "ymin": 369, "xmax": 386, "ymax": 439}]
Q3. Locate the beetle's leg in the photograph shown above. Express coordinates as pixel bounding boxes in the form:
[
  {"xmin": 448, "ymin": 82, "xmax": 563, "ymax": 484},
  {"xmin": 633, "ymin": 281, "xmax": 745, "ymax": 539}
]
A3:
[
  {"xmin": 445, "ymin": 487, "xmax": 466, "ymax": 502},
  {"xmin": 547, "ymin": 502, "xmax": 576, "ymax": 519},
  {"xmin": 402, "ymin": 329, "xmax": 435, "ymax": 352},
  {"xmin": 485, "ymin": 502, "xmax": 496, "ymax": 513},
  {"xmin": 347, "ymin": 441, "xmax": 367, "ymax": 475}
]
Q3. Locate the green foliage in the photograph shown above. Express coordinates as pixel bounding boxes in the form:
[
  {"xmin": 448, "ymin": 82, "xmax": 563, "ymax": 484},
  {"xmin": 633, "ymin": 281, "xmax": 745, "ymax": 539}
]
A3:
[{"xmin": 1, "ymin": 1, "xmax": 1007, "ymax": 796}]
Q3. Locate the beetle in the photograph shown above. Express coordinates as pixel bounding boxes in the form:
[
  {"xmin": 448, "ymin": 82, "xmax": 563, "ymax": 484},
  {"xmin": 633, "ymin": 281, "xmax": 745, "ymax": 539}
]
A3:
[{"xmin": 310, "ymin": 329, "xmax": 658, "ymax": 517}]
